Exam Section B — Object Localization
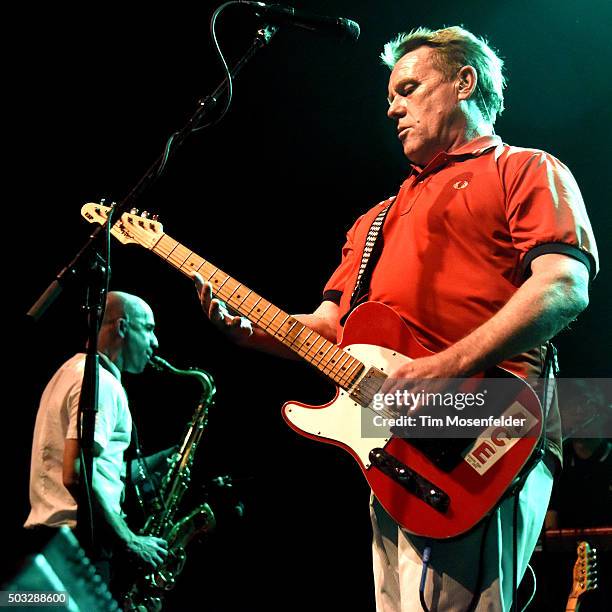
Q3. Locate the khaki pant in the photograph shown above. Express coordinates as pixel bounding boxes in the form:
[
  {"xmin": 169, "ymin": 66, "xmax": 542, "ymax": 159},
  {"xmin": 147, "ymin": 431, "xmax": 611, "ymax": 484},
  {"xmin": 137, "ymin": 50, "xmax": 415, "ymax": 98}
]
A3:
[{"xmin": 371, "ymin": 459, "xmax": 553, "ymax": 612}]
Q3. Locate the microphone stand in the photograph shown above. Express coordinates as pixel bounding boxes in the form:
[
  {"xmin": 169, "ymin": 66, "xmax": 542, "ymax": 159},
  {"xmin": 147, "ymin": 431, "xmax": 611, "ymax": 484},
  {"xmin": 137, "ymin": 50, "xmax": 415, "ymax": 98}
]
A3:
[{"xmin": 25, "ymin": 24, "xmax": 278, "ymax": 554}]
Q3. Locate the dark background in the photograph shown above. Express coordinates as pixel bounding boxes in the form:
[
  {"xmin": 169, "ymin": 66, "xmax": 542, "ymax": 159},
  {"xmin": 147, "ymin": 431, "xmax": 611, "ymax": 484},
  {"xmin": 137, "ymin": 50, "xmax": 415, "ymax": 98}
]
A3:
[{"xmin": 8, "ymin": 0, "xmax": 611, "ymax": 610}]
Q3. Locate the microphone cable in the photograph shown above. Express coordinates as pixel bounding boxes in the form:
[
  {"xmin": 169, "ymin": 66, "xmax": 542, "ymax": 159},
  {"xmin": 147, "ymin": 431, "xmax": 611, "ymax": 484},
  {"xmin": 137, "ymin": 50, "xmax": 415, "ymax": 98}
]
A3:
[{"xmin": 156, "ymin": 2, "xmax": 238, "ymax": 177}]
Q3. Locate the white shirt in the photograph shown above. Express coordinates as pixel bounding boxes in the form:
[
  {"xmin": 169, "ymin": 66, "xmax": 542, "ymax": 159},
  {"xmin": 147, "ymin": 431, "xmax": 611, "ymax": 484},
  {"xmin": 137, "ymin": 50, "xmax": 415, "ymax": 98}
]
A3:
[{"xmin": 25, "ymin": 353, "xmax": 132, "ymax": 528}]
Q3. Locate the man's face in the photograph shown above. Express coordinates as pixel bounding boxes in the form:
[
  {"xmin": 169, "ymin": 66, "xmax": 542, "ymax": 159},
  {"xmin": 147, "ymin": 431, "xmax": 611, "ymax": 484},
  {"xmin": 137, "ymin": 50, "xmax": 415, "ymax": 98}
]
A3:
[
  {"xmin": 387, "ymin": 46, "xmax": 464, "ymax": 166},
  {"xmin": 122, "ymin": 306, "xmax": 158, "ymax": 374}
]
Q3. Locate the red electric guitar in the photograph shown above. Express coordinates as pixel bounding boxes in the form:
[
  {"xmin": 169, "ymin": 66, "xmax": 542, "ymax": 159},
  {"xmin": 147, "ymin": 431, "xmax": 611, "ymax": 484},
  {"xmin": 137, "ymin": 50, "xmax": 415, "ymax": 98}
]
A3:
[{"xmin": 82, "ymin": 203, "xmax": 543, "ymax": 539}]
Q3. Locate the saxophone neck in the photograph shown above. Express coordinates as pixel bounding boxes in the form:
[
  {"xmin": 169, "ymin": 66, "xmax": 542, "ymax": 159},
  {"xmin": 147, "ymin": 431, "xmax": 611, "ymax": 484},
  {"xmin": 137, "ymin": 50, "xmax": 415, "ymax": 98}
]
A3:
[{"xmin": 149, "ymin": 355, "xmax": 216, "ymax": 398}]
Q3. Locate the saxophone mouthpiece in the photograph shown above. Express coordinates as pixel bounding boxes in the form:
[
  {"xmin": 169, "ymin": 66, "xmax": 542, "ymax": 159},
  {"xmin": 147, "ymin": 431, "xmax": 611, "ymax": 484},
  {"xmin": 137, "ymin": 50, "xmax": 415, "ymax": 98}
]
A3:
[{"xmin": 149, "ymin": 355, "xmax": 171, "ymax": 371}]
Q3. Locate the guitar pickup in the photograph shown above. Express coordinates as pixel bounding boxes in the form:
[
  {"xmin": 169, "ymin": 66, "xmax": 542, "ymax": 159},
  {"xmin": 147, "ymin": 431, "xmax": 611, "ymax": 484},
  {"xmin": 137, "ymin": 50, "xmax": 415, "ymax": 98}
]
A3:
[
  {"xmin": 349, "ymin": 367, "xmax": 387, "ymax": 406},
  {"xmin": 369, "ymin": 448, "xmax": 450, "ymax": 514}
]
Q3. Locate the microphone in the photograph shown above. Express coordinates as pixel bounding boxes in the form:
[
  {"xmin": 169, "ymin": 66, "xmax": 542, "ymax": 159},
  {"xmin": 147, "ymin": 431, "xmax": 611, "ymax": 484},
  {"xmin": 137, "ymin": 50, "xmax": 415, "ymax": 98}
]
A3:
[{"xmin": 239, "ymin": 1, "xmax": 360, "ymax": 41}]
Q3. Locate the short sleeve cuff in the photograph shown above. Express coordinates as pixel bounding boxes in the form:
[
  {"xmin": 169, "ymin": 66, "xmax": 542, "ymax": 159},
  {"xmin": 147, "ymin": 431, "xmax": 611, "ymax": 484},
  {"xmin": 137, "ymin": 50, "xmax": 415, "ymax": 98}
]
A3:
[
  {"xmin": 322, "ymin": 290, "xmax": 342, "ymax": 305},
  {"xmin": 522, "ymin": 243, "xmax": 596, "ymax": 281}
]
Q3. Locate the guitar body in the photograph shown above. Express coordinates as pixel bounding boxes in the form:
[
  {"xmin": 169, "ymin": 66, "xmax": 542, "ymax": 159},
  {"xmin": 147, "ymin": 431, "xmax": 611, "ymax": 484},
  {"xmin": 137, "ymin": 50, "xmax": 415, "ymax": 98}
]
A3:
[{"xmin": 282, "ymin": 301, "xmax": 543, "ymax": 539}]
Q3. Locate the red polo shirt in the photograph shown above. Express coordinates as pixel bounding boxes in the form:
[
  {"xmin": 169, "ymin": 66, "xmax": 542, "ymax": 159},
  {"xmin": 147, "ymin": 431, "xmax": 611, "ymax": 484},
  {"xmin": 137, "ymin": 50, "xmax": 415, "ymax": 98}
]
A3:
[
  {"xmin": 323, "ymin": 135, "xmax": 599, "ymax": 462},
  {"xmin": 324, "ymin": 135, "xmax": 598, "ymax": 374}
]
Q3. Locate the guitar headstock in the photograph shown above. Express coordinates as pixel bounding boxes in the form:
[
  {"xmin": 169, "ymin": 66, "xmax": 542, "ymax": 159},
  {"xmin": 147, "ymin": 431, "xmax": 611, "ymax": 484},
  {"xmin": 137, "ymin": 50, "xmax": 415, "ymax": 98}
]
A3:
[
  {"xmin": 81, "ymin": 203, "xmax": 164, "ymax": 249},
  {"xmin": 570, "ymin": 540, "xmax": 598, "ymax": 601}
]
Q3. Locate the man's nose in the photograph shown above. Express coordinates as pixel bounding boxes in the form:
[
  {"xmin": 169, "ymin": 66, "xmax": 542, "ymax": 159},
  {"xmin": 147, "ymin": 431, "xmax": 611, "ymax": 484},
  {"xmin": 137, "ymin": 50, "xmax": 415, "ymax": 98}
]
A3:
[
  {"xmin": 387, "ymin": 95, "xmax": 406, "ymax": 119},
  {"xmin": 151, "ymin": 334, "xmax": 159, "ymax": 350}
]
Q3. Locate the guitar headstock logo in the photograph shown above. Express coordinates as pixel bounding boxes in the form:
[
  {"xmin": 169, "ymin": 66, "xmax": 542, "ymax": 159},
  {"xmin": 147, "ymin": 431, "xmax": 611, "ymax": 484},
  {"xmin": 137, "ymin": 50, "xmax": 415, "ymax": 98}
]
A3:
[{"xmin": 81, "ymin": 202, "xmax": 164, "ymax": 248}]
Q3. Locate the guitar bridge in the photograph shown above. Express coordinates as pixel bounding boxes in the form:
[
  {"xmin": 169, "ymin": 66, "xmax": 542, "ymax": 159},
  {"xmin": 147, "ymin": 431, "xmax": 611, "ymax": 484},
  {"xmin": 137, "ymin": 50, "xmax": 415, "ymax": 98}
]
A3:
[{"xmin": 369, "ymin": 448, "xmax": 450, "ymax": 514}]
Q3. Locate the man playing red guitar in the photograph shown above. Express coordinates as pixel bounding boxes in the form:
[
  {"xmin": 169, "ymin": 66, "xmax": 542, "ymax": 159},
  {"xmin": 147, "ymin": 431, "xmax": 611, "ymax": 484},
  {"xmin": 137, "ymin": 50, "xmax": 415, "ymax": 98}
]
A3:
[{"xmin": 194, "ymin": 26, "xmax": 598, "ymax": 612}]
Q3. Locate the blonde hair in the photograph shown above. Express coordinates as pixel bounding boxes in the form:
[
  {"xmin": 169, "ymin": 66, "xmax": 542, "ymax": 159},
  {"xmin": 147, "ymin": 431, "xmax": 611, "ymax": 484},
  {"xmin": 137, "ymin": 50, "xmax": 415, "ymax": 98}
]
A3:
[{"xmin": 381, "ymin": 26, "xmax": 506, "ymax": 124}]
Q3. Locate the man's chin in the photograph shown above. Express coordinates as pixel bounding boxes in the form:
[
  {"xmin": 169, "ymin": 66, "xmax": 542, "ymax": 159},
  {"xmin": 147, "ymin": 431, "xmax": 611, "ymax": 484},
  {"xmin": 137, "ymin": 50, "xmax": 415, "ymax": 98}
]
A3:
[
  {"xmin": 125, "ymin": 363, "xmax": 147, "ymax": 375},
  {"xmin": 403, "ymin": 145, "xmax": 440, "ymax": 168},
  {"xmin": 402, "ymin": 144, "xmax": 426, "ymax": 166}
]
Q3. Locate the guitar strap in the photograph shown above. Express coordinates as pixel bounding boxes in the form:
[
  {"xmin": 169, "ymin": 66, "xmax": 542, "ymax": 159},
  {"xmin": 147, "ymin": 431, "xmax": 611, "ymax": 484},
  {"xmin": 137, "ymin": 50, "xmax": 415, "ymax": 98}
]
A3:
[
  {"xmin": 340, "ymin": 197, "xmax": 395, "ymax": 326},
  {"xmin": 541, "ymin": 340, "xmax": 559, "ymax": 422},
  {"xmin": 536, "ymin": 339, "xmax": 559, "ymax": 473}
]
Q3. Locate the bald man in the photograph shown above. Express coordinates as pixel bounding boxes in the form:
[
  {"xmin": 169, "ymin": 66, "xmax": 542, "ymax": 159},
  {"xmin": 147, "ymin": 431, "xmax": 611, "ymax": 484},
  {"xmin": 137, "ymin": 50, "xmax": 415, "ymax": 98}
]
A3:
[{"xmin": 25, "ymin": 291, "xmax": 168, "ymax": 582}]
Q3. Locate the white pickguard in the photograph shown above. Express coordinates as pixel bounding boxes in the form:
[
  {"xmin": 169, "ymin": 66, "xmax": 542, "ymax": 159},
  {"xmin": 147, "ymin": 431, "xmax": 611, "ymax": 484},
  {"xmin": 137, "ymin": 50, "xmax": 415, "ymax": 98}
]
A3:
[{"xmin": 284, "ymin": 343, "xmax": 412, "ymax": 468}]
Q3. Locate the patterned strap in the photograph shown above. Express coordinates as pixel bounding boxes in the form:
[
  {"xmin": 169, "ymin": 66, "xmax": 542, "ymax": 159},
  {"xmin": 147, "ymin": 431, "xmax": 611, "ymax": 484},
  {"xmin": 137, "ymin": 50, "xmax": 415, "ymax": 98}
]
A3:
[
  {"xmin": 341, "ymin": 197, "xmax": 395, "ymax": 325},
  {"xmin": 350, "ymin": 198, "xmax": 395, "ymax": 304}
]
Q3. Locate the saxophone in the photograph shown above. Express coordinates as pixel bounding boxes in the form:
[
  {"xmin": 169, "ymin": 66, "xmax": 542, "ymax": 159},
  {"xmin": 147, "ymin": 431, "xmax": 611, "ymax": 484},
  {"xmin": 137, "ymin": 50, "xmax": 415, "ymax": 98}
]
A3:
[{"xmin": 123, "ymin": 355, "xmax": 217, "ymax": 612}]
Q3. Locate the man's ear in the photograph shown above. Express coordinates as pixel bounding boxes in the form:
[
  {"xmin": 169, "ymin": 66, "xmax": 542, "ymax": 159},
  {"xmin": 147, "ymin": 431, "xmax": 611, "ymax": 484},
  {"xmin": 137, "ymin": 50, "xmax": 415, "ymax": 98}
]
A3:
[
  {"xmin": 456, "ymin": 65, "xmax": 478, "ymax": 101},
  {"xmin": 117, "ymin": 317, "xmax": 129, "ymax": 339}
]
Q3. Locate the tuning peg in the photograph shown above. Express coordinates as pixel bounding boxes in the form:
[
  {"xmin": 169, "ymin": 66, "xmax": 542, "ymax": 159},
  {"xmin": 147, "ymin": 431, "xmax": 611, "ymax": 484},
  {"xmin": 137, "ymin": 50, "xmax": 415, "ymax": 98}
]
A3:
[
  {"xmin": 141, "ymin": 210, "xmax": 150, "ymax": 219},
  {"xmin": 151, "ymin": 214, "xmax": 160, "ymax": 221},
  {"xmin": 130, "ymin": 207, "xmax": 139, "ymax": 215}
]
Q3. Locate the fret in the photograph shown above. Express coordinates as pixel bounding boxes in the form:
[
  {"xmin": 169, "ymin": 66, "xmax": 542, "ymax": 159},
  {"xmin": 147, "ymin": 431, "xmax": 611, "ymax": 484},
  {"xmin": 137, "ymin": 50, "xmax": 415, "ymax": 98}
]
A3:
[
  {"xmin": 245, "ymin": 296, "xmax": 263, "ymax": 317},
  {"xmin": 268, "ymin": 308, "xmax": 283, "ymax": 331},
  {"xmin": 325, "ymin": 347, "xmax": 343, "ymax": 369},
  {"xmin": 259, "ymin": 308, "xmax": 279, "ymax": 333},
  {"xmin": 344, "ymin": 359, "xmax": 364, "ymax": 388},
  {"xmin": 295, "ymin": 329, "xmax": 318, "ymax": 359},
  {"xmin": 166, "ymin": 240, "xmax": 181, "ymax": 260},
  {"xmin": 336, "ymin": 352, "xmax": 352, "ymax": 373},
  {"xmin": 255, "ymin": 302, "xmax": 274, "ymax": 325},
  {"xmin": 279, "ymin": 320, "xmax": 304, "ymax": 350},
  {"xmin": 335, "ymin": 361, "xmax": 356, "ymax": 388},
  {"xmin": 171, "ymin": 245, "xmax": 191, "ymax": 268},
  {"xmin": 320, "ymin": 351, "xmax": 348, "ymax": 381},
  {"xmin": 320, "ymin": 348, "xmax": 346, "ymax": 382},
  {"xmin": 337, "ymin": 359, "xmax": 364, "ymax": 388},
  {"xmin": 314, "ymin": 342, "xmax": 335, "ymax": 366},
  {"xmin": 300, "ymin": 329, "xmax": 315, "ymax": 349},
  {"xmin": 274, "ymin": 315, "xmax": 292, "ymax": 340},
  {"xmin": 180, "ymin": 252, "xmax": 205, "ymax": 273},
  {"xmin": 308, "ymin": 336, "xmax": 330, "ymax": 363},
  {"xmin": 208, "ymin": 270, "xmax": 227, "ymax": 289},
  {"xmin": 285, "ymin": 320, "xmax": 300, "ymax": 338},
  {"xmin": 177, "ymin": 253, "xmax": 192, "ymax": 268},
  {"xmin": 203, "ymin": 266, "xmax": 217, "ymax": 281},
  {"xmin": 236, "ymin": 288, "xmax": 253, "ymax": 306},
  {"xmin": 225, "ymin": 281, "xmax": 243, "ymax": 302},
  {"xmin": 153, "ymin": 236, "xmax": 174, "ymax": 259},
  {"xmin": 275, "ymin": 318, "xmax": 301, "ymax": 347},
  {"xmin": 277, "ymin": 313, "xmax": 291, "ymax": 327},
  {"xmin": 216, "ymin": 275, "xmax": 231, "ymax": 292}
]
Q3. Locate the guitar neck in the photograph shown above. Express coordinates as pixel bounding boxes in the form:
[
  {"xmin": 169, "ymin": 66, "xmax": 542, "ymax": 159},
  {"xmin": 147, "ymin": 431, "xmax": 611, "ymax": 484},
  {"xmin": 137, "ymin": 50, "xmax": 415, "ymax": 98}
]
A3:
[
  {"xmin": 566, "ymin": 596, "xmax": 580, "ymax": 612},
  {"xmin": 152, "ymin": 234, "xmax": 365, "ymax": 390}
]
